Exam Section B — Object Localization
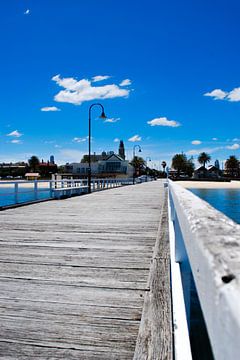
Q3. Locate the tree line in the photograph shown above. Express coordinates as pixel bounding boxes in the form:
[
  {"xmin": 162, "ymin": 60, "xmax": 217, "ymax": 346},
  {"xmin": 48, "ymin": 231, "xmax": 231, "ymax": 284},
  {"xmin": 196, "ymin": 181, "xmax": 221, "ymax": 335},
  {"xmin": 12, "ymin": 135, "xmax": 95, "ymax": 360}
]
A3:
[
  {"xmin": 0, "ymin": 156, "xmax": 57, "ymax": 179},
  {"xmin": 170, "ymin": 152, "xmax": 240, "ymax": 178}
]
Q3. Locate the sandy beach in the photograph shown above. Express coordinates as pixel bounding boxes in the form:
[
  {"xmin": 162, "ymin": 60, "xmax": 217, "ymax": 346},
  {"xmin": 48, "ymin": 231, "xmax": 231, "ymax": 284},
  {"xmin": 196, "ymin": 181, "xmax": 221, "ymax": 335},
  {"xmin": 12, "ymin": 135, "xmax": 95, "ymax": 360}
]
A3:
[{"xmin": 176, "ymin": 180, "xmax": 240, "ymax": 189}]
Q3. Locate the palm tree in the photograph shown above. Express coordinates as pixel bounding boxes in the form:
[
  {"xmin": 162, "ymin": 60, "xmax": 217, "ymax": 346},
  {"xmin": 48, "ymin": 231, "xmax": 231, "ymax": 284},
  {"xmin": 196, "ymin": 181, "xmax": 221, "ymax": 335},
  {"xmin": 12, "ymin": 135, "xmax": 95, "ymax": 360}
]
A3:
[
  {"xmin": 171, "ymin": 153, "xmax": 187, "ymax": 176},
  {"xmin": 28, "ymin": 156, "xmax": 40, "ymax": 172},
  {"xmin": 130, "ymin": 156, "xmax": 146, "ymax": 176},
  {"xmin": 225, "ymin": 155, "xmax": 239, "ymax": 178},
  {"xmin": 161, "ymin": 161, "xmax": 167, "ymax": 172},
  {"xmin": 198, "ymin": 152, "xmax": 211, "ymax": 168}
]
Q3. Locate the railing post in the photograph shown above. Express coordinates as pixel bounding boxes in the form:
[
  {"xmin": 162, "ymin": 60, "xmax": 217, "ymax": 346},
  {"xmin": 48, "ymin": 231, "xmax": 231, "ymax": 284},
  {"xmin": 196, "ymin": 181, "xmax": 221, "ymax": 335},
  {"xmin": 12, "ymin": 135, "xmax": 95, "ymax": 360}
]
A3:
[
  {"xmin": 49, "ymin": 181, "xmax": 53, "ymax": 198},
  {"xmin": 34, "ymin": 181, "xmax": 38, "ymax": 200},
  {"xmin": 14, "ymin": 183, "xmax": 19, "ymax": 204}
]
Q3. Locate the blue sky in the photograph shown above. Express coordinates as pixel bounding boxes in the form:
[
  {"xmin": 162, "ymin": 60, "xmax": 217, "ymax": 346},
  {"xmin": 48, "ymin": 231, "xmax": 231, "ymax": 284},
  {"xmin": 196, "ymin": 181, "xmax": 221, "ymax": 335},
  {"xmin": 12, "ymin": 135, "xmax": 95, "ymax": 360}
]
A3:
[{"xmin": 1, "ymin": 0, "xmax": 240, "ymax": 168}]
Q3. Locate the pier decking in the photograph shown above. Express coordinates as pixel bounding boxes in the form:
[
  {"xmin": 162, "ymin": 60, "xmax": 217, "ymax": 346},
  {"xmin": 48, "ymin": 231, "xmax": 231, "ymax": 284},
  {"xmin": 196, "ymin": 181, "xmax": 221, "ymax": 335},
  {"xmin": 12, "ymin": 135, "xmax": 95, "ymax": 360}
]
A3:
[{"xmin": 0, "ymin": 180, "xmax": 172, "ymax": 359}]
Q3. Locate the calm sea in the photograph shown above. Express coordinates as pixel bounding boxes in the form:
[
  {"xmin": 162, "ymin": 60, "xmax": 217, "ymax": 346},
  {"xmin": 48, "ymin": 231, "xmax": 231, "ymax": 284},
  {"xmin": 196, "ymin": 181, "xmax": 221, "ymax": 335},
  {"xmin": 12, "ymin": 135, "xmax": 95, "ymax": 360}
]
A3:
[
  {"xmin": 0, "ymin": 187, "xmax": 51, "ymax": 207},
  {"xmin": 190, "ymin": 188, "xmax": 240, "ymax": 224}
]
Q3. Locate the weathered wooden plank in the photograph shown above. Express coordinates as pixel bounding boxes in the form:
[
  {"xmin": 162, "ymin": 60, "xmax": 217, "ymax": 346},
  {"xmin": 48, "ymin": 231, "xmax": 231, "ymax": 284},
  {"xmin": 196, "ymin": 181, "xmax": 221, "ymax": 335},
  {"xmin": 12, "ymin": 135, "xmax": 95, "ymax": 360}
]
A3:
[
  {"xmin": 134, "ymin": 187, "xmax": 173, "ymax": 359},
  {"xmin": 0, "ymin": 257, "xmax": 151, "ymax": 269},
  {"xmin": 0, "ymin": 263, "xmax": 148, "ymax": 290},
  {"xmin": 0, "ymin": 316, "xmax": 139, "ymax": 345},
  {"xmin": 0, "ymin": 340, "xmax": 133, "ymax": 360},
  {"xmin": 0, "ymin": 298, "xmax": 142, "ymax": 320},
  {"xmin": 0, "ymin": 278, "xmax": 145, "ymax": 307}
]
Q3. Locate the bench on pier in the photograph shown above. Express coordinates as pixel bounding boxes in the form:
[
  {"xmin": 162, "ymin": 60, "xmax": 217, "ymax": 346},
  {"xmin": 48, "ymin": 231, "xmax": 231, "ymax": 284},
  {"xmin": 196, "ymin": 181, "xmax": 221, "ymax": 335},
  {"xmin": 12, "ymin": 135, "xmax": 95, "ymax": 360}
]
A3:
[{"xmin": 53, "ymin": 186, "xmax": 88, "ymax": 199}]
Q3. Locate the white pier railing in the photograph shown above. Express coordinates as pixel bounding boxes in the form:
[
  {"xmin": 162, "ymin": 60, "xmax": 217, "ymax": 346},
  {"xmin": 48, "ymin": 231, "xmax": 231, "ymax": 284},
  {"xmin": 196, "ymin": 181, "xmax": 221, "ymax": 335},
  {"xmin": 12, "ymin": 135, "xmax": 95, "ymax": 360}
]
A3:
[
  {"xmin": 168, "ymin": 180, "xmax": 240, "ymax": 360},
  {"xmin": 0, "ymin": 178, "xmax": 135, "ymax": 207}
]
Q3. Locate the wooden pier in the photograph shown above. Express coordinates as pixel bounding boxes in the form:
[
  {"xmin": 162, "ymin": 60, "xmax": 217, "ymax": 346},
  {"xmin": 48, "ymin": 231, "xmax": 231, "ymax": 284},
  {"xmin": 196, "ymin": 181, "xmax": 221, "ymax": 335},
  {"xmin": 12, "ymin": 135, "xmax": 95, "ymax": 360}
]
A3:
[{"xmin": 0, "ymin": 180, "xmax": 172, "ymax": 359}]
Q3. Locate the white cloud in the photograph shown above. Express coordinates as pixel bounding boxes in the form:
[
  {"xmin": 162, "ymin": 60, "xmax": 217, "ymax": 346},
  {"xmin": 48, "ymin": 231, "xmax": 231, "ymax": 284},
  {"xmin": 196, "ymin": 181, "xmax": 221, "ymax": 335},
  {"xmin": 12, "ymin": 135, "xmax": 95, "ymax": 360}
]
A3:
[
  {"xmin": 147, "ymin": 117, "xmax": 181, "ymax": 127},
  {"xmin": 204, "ymin": 89, "xmax": 227, "ymax": 100},
  {"xmin": 104, "ymin": 117, "xmax": 120, "ymax": 123},
  {"xmin": 128, "ymin": 135, "xmax": 142, "ymax": 142},
  {"xmin": 44, "ymin": 140, "xmax": 55, "ymax": 144},
  {"xmin": 204, "ymin": 87, "xmax": 240, "ymax": 102},
  {"xmin": 24, "ymin": 9, "xmax": 30, "ymax": 15},
  {"xmin": 7, "ymin": 130, "xmax": 23, "ymax": 138},
  {"xmin": 212, "ymin": 137, "xmax": 218, "ymax": 141},
  {"xmin": 191, "ymin": 140, "xmax": 202, "ymax": 145},
  {"xmin": 41, "ymin": 106, "xmax": 61, "ymax": 112},
  {"xmin": 114, "ymin": 138, "xmax": 120, "ymax": 142},
  {"xmin": 119, "ymin": 79, "xmax": 131, "ymax": 86},
  {"xmin": 186, "ymin": 147, "xmax": 222, "ymax": 156},
  {"xmin": 58, "ymin": 149, "xmax": 85, "ymax": 163},
  {"xmin": 72, "ymin": 137, "xmax": 87, "ymax": 143},
  {"xmin": 52, "ymin": 74, "xmax": 130, "ymax": 105},
  {"xmin": 226, "ymin": 143, "xmax": 240, "ymax": 150},
  {"xmin": 92, "ymin": 75, "xmax": 111, "ymax": 82},
  {"xmin": 233, "ymin": 138, "xmax": 240, "ymax": 142},
  {"xmin": 227, "ymin": 88, "xmax": 240, "ymax": 102},
  {"xmin": 10, "ymin": 139, "xmax": 22, "ymax": 144}
]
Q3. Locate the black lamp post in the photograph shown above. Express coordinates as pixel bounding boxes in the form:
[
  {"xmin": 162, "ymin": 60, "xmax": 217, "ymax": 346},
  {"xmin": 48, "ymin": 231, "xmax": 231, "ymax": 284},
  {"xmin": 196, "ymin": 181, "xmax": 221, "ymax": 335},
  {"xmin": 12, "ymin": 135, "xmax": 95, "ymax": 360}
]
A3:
[
  {"xmin": 132, "ymin": 145, "xmax": 142, "ymax": 185},
  {"xmin": 88, "ymin": 103, "xmax": 107, "ymax": 193}
]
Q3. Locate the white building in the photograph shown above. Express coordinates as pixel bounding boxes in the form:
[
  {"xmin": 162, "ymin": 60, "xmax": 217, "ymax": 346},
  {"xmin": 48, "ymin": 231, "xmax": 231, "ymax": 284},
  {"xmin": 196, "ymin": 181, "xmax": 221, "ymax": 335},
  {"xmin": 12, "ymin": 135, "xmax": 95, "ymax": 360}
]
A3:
[
  {"xmin": 65, "ymin": 153, "xmax": 133, "ymax": 177},
  {"xmin": 65, "ymin": 142, "xmax": 133, "ymax": 178}
]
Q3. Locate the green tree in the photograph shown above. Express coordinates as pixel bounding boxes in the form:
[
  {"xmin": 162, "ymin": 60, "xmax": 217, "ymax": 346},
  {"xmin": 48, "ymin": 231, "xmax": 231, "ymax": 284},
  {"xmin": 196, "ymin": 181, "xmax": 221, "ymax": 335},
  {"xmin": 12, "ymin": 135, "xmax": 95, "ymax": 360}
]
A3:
[
  {"xmin": 225, "ymin": 155, "xmax": 239, "ymax": 177},
  {"xmin": 28, "ymin": 156, "xmax": 40, "ymax": 172},
  {"xmin": 130, "ymin": 156, "xmax": 146, "ymax": 176},
  {"xmin": 171, "ymin": 154, "xmax": 187, "ymax": 176},
  {"xmin": 198, "ymin": 152, "xmax": 211, "ymax": 168}
]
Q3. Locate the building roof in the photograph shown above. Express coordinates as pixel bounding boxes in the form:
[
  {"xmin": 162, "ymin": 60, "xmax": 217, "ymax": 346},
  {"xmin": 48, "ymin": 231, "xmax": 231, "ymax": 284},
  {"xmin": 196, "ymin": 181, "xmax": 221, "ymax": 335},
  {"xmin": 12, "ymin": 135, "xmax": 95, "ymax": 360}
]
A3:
[
  {"xmin": 25, "ymin": 173, "xmax": 40, "ymax": 177},
  {"xmin": 105, "ymin": 153, "xmax": 125, "ymax": 161},
  {"xmin": 207, "ymin": 165, "xmax": 220, "ymax": 171},
  {"xmin": 194, "ymin": 166, "xmax": 208, "ymax": 172}
]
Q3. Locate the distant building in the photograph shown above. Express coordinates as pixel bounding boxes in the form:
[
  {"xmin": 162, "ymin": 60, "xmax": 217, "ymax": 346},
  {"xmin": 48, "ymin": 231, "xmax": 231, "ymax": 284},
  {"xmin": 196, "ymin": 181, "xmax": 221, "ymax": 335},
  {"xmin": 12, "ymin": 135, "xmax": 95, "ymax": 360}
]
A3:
[
  {"xmin": 50, "ymin": 155, "xmax": 55, "ymax": 164},
  {"xmin": 65, "ymin": 141, "xmax": 133, "ymax": 177},
  {"xmin": 118, "ymin": 140, "xmax": 125, "ymax": 160},
  {"xmin": 215, "ymin": 159, "xmax": 220, "ymax": 169},
  {"xmin": 25, "ymin": 173, "xmax": 40, "ymax": 180},
  {"xmin": 0, "ymin": 162, "xmax": 28, "ymax": 178},
  {"xmin": 207, "ymin": 165, "xmax": 222, "ymax": 178},
  {"xmin": 194, "ymin": 165, "xmax": 222, "ymax": 179},
  {"xmin": 38, "ymin": 159, "xmax": 58, "ymax": 177}
]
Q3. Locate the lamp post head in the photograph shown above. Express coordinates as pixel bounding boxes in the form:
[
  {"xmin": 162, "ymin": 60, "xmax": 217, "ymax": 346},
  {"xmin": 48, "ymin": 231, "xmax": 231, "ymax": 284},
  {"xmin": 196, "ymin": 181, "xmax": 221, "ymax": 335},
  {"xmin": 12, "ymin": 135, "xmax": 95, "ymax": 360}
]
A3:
[{"xmin": 99, "ymin": 110, "xmax": 107, "ymax": 119}]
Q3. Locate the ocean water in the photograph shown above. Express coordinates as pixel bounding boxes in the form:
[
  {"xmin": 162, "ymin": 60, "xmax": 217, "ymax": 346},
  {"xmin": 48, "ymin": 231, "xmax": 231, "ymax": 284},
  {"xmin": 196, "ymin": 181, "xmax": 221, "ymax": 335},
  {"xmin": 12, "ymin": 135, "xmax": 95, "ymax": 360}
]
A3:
[
  {"xmin": 187, "ymin": 188, "xmax": 240, "ymax": 359},
  {"xmin": 0, "ymin": 187, "xmax": 51, "ymax": 207},
  {"xmin": 190, "ymin": 188, "xmax": 240, "ymax": 224}
]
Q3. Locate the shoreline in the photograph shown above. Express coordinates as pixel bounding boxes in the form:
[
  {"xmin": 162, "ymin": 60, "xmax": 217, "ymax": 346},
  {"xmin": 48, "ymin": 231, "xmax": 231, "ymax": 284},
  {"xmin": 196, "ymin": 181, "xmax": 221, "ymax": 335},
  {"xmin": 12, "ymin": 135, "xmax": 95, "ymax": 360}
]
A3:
[{"xmin": 176, "ymin": 180, "xmax": 240, "ymax": 189}]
